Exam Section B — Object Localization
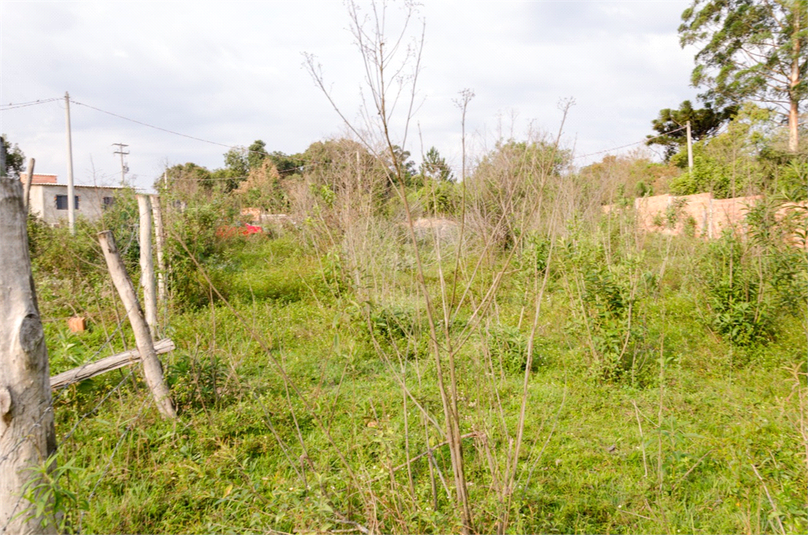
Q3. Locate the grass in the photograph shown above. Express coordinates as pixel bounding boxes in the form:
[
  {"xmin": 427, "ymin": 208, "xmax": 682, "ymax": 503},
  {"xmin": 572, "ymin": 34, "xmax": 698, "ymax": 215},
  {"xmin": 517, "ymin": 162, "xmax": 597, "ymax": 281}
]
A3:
[{"xmin": 33, "ymin": 223, "xmax": 808, "ymax": 534}]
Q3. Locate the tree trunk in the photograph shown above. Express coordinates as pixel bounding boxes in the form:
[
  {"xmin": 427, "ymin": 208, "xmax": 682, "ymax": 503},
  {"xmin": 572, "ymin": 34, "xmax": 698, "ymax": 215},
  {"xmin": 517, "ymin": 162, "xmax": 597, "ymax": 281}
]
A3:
[
  {"xmin": 98, "ymin": 230, "xmax": 176, "ymax": 419},
  {"xmin": 0, "ymin": 175, "xmax": 57, "ymax": 534},
  {"xmin": 789, "ymin": 13, "xmax": 801, "ymax": 153}
]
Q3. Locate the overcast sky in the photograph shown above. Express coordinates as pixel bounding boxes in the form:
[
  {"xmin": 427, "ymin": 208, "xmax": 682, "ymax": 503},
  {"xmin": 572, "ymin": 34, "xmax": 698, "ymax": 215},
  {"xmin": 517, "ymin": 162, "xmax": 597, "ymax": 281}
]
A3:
[{"xmin": 1, "ymin": 0, "xmax": 699, "ymax": 191}]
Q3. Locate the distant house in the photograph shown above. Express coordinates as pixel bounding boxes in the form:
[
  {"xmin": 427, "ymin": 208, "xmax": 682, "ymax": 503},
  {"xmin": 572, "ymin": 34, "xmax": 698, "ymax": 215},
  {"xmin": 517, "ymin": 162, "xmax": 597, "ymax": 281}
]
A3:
[{"xmin": 24, "ymin": 174, "xmax": 124, "ymax": 225}]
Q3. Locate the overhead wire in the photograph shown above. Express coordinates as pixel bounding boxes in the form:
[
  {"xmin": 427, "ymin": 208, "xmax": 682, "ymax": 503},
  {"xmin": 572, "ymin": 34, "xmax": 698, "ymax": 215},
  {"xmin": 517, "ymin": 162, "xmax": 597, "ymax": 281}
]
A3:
[
  {"xmin": 4, "ymin": 95, "xmax": 695, "ymax": 177},
  {"xmin": 69, "ymin": 98, "xmax": 316, "ymax": 176},
  {"xmin": 573, "ymin": 123, "xmax": 689, "ymax": 161},
  {"xmin": 0, "ymin": 98, "xmax": 61, "ymax": 111}
]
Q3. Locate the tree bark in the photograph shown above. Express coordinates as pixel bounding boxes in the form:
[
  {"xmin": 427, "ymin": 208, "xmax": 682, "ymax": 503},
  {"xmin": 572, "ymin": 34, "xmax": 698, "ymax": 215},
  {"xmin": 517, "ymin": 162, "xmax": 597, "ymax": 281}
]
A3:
[
  {"xmin": 97, "ymin": 230, "xmax": 176, "ymax": 419},
  {"xmin": 23, "ymin": 158, "xmax": 35, "ymax": 214},
  {"xmin": 788, "ymin": 18, "xmax": 800, "ymax": 153},
  {"xmin": 50, "ymin": 339, "xmax": 175, "ymax": 390},
  {"xmin": 0, "ymin": 175, "xmax": 57, "ymax": 533},
  {"xmin": 149, "ymin": 195, "xmax": 167, "ymax": 317},
  {"xmin": 137, "ymin": 195, "xmax": 158, "ymax": 339}
]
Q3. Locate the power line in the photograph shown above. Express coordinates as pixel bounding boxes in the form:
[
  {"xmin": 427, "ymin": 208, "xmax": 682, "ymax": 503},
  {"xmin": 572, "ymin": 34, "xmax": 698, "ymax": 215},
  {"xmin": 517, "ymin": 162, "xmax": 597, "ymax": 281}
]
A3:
[
  {"xmin": 68, "ymin": 98, "xmax": 311, "ymax": 174},
  {"xmin": 0, "ymin": 98, "xmax": 60, "ymax": 111},
  {"xmin": 70, "ymin": 99, "xmax": 237, "ymax": 150},
  {"xmin": 6, "ymin": 95, "xmax": 700, "ymax": 172},
  {"xmin": 573, "ymin": 124, "xmax": 689, "ymax": 161}
]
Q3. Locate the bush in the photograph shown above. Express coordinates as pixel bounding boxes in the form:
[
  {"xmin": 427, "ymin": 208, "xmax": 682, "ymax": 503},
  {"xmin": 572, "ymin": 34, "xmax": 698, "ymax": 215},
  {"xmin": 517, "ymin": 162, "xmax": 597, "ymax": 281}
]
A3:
[{"xmin": 486, "ymin": 324, "xmax": 543, "ymax": 375}]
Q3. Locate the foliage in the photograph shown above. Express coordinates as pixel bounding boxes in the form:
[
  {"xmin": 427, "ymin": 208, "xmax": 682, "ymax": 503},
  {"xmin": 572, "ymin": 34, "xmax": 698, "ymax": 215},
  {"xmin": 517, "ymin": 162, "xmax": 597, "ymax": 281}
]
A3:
[
  {"xmin": 668, "ymin": 103, "xmax": 776, "ymax": 197},
  {"xmin": 161, "ymin": 162, "xmax": 215, "ymax": 195},
  {"xmin": 679, "ymin": 0, "xmax": 808, "ymax": 150},
  {"xmin": 416, "ymin": 178, "xmax": 459, "ymax": 216},
  {"xmin": 579, "ymin": 151, "xmax": 679, "ymax": 202},
  {"xmin": 647, "ymin": 99, "xmax": 738, "ymax": 160},
  {"xmin": 20, "ymin": 455, "xmax": 88, "ymax": 534},
  {"xmin": 418, "ymin": 146, "xmax": 454, "ymax": 183},
  {"xmin": 773, "ymin": 157, "xmax": 808, "ymax": 199},
  {"xmin": 384, "ymin": 144, "xmax": 417, "ymax": 187},
  {"xmin": 234, "ymin": 160, "xmax": 288, "ymax": 212},
  {"xmin": 29, "ymin": 199, "xmax": 807, "ymax": 534},
  {"xmin": 267, "ymin": 150, "xmax": 305, "ymax": 177},
  {"xmin": 698, "ymin": 203, "xmax": 806, "ymax": 348},
  {"xmin": 1, "ymin": 134, "xmax": 26, "ymax": 178},
  {"xmin": 486, "ymin": 324, "xmax": 543, "ymax": 374},
  {"xmin": 20, "ymin": 40, "xmax": 808, "ymax": 535},
  {"xmin": 246, "ymin": 139, "xmax": 269, "ymax": 170},
  {"xmin": 469, "ymin": 138, "xmax": 570, "ymax": 248}
]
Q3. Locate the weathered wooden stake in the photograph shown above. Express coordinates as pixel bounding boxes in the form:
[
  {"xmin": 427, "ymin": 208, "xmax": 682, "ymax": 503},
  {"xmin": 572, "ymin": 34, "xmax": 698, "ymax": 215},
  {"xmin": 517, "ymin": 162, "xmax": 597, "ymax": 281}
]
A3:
[
  {"xmin": 0, "ymin": 173, "xmax": 57, "ymax": 533},
  {"xmin": 137, "ymin": 195, "xmax": 158, "ymax": 339},
  {"xmin": 22, "ymin": 157, "xmax": 35, "ymax": 213},
  {"xmin": 50, "ymin": 339, "xmax": 175, "ymax": 390},
  {"xmin": 98, "ymin": 230, "xmax": 176, "ymax": 419},
  {"xmin": 150, "ymin": 194, "xmax": 167, "ymax": 315}
]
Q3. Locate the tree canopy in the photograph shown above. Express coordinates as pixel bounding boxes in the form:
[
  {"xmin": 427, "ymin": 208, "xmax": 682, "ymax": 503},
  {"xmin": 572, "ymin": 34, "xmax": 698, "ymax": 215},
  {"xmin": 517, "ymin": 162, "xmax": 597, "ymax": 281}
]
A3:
[
  {"xmin": 679, "ymin": 0, "xmax": 807, "ymax": 152},
  {"xmin": 419, "ymin": 147, "xmax": 454, "ymax": 183},
  {"xmin": 1, "ymin": 135, "xmax": 26, "ymax": 178},
  {"xmin": 647, "ymin": 100, "xmax": 738, "ymax": 159}
]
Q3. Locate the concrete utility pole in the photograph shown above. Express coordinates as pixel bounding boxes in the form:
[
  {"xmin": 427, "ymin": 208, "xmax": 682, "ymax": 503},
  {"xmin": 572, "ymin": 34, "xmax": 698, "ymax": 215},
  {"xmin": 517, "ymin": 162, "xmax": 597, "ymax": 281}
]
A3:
[
  {"xmin": 113, "ymin": 143, "xmax": 129, "ymax": 185},
  {"xmin": 65, "ymin": 92, "xmax": 76, "ymax": 235}
]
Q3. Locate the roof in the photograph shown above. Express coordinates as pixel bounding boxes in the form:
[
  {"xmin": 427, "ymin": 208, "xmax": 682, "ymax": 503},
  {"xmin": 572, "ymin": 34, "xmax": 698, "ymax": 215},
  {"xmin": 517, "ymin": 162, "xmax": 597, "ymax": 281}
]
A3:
[{"xmin": 22, "ymin": 174, "xmax": 58, "ymax": 184}]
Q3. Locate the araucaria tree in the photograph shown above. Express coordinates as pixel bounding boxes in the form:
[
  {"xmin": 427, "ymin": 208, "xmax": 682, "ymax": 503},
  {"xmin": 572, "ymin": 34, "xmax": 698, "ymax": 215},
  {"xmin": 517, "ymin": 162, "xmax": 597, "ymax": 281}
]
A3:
[{"xmin": 679, "ymin": 0, "xmax": 807, "ymax": 152}]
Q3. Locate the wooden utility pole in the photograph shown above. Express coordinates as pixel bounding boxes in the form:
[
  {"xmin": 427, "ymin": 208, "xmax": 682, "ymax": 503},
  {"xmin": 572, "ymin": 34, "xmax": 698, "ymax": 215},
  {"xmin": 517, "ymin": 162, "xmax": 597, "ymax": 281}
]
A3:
[
  {"xmin": 150, "ymin": 195, "xmax": 168, "ymax": 313},
  {"xmin": 0, "ymin": 165, "xmax": 57, "ymax": 533},
  {"xmin": 137, "ymin": 195, "xmax": 158, "ymax": 338},
  {"xmin": 98, "ymin": 230, "xmax": 176, "ymax": 419},
  {"xmin": 65, "ymin": 92, "xmax": 76, "ymax": 235}
]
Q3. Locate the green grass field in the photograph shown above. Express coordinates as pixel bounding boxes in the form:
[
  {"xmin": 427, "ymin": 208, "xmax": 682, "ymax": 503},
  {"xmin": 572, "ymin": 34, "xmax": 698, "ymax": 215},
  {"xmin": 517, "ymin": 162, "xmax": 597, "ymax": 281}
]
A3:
[{"xmin": 33, "ymin": 220, "xmax": 807, "ymax": 534}]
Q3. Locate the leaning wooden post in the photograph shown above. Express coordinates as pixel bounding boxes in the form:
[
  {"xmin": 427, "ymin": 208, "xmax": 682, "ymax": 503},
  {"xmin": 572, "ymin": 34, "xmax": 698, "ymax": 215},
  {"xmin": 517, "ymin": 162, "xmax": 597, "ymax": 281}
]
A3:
[
  {"xmin": 137, "ymin": 195, "xmax": 158, "ymax": 339},
  {"xmin": 149, "ymin": 194, "xmax": 167, "ymax": 318},
  {"xmin": 0, "ymin": 169, "xmax": 58, "ymax": 532},
  {"xmin": 98, "ymin": 230, "xmax": 176, "ymax": 419},
  {"xmin": 23, "ymin": 157, "xmax": 35, "ymax": 213}
]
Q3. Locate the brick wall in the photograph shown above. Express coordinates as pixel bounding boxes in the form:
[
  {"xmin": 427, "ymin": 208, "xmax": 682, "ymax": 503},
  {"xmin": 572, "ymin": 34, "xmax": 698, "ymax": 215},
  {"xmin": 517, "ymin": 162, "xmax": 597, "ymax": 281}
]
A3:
[{"xmin": 608, "ymin": 193, "xmax": 807, "ymax": 247}]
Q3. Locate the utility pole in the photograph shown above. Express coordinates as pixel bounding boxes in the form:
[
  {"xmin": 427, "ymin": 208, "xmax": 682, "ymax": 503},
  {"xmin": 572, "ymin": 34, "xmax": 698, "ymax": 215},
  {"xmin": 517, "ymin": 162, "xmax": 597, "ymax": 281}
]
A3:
[
  {"xmin": 113, "ymin": 143, "xmax": 129, "ymax": 185},
  {"xmin": 686, "ymin": 121, "xmax": 693, "ymax": 174},
  {"xmin": 65, "ymin": 92, "xmax": 76, "ymax": 235}
]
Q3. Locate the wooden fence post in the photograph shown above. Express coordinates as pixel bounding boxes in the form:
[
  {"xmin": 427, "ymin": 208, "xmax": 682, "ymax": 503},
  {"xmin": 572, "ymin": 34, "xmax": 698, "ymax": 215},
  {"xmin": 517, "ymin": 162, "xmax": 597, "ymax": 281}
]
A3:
[
  {"xmin": 23, "ymin": 157, "xmax": 35, "ymax": 213},
  {"xmin": 98, "ymin": 230, "xmax": 176, "ymax": 419},
  {"xmin": 149, "ymin": 194, "xmax": 167, "ymax": 318},
  {"xmin": 137, "ymin": 195, "xmax": 158, "ymax": 339},
  {"xmin": 0, "ymin": 174, "xmax": 57, "ymax": 533}
]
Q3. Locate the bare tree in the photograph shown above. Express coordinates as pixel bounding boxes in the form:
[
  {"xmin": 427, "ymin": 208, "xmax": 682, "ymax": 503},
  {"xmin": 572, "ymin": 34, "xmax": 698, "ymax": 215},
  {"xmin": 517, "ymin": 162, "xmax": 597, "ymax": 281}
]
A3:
[{"xmin": 305, "ymin": 2, "xmax": 476, "ymax": 531}]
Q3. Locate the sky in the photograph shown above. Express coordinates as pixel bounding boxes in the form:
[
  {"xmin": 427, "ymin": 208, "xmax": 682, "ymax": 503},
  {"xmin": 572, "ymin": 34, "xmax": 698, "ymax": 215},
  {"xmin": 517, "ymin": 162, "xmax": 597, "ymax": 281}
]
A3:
[{"xmin": 1, "ymin": 0, "xmax": 700, "ymax": 192}]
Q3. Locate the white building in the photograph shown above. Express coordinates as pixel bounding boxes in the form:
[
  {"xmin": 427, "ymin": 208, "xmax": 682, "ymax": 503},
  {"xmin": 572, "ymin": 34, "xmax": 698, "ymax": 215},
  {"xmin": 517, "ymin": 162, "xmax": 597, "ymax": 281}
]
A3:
[{"xmin": 24, "ymin": 174, "xmax": 124, "ymax": 225}]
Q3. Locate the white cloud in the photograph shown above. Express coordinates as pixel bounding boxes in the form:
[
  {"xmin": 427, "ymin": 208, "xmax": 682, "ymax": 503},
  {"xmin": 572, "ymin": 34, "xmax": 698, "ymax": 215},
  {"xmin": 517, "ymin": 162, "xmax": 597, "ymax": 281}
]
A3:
[{"xmin": 1, "ymin": 0, "xmax": 699, "ymax": 190}]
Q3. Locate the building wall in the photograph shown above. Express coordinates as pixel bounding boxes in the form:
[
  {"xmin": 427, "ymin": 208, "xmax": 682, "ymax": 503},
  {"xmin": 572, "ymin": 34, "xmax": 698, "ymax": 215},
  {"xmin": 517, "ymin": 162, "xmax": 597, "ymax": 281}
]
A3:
[
  {"xmin": 28, "ymin": 184, "xmax": 122, "ymax": 225},
  {"xmin": 605, "ymin": 192, "xmax": 807, "ymax": 248}
]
